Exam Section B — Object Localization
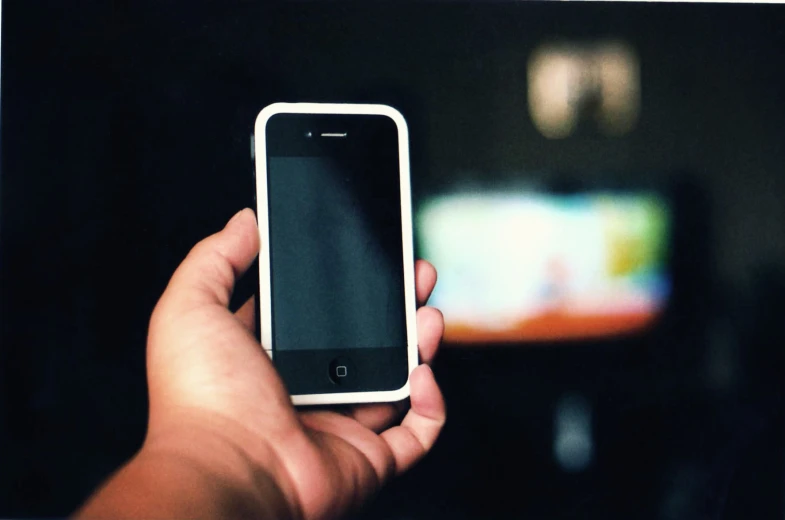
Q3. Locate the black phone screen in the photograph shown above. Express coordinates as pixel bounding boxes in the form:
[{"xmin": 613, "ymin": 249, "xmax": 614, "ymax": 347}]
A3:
[{"xmin": 263, "ymin": 113, "xmax": 410, "ymax": 394}]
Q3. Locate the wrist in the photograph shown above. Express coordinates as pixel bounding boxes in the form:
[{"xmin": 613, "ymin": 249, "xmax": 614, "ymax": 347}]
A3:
[{"xmin": 139, "ymin": 410, "xmax": 297, "ymax": 520}]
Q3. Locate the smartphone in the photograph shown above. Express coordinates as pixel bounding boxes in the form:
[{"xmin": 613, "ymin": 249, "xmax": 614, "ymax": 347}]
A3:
[{"xmin": 253, "ymin": 103, "xmax": 418, "ymax": 406}]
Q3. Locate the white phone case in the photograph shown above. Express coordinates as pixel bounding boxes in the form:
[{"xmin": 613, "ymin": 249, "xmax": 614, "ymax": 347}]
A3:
[{"xmin": 254, "ymin": 102, "xmax": 419, "ymax": 406}]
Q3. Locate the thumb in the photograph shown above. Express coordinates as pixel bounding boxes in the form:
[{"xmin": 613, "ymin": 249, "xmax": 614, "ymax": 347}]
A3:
[{"xmin": 154, "ymin": 208, "xmax": 260, "ymax": 323}]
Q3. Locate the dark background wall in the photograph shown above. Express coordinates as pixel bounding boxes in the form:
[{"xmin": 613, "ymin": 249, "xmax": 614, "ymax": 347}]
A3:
[{"xmin": 1, "ymin": 2, "xmax": 784, "ymax": 518}]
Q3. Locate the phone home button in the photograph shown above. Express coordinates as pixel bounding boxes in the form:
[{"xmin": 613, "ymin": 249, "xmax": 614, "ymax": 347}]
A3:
[{"xmin": 329, "ymin": 356, "xmax": 357, "ymax": 386}]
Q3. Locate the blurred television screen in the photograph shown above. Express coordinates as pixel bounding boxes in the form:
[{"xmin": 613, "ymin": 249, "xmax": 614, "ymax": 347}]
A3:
[{"xmin": 416, "ymin": 190, "xmax": 671, "ymax": 343}]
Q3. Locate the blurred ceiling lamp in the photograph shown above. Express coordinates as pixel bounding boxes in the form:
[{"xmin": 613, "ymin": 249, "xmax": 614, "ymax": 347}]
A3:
[{"xmin": 528, "ymin": 41, "xmax": 640, "ymax": 139}]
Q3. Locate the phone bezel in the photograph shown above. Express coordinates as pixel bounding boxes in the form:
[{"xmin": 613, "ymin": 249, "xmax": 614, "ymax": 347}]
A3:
[{"xmin": 254, "ymin": 102, "xmax": 418, "ymax": 406}]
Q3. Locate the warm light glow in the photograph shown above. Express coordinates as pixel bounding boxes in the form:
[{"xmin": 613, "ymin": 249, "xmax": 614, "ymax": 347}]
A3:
[{"xmin": 528, "ymin": 41, "xmax": 640, "ymax": 138}]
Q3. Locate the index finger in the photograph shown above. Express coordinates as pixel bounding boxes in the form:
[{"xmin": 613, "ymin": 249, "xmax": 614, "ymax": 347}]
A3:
[{"xmin": 415, "ymin": 260, "xmax": 437, "ymax": 307}]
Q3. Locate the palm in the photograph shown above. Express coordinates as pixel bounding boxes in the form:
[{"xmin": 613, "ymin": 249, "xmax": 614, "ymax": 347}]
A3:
[
  {"xmin": 151, "ymin": 269, "xmax": 442, "ymax": 520},
  {"xmin": 238, "ymin": 259, "xmax": 444, "ymax": 520},
  {"xmin": 145, "ymin": 213, "xmax": 444, "ymax": 520}
]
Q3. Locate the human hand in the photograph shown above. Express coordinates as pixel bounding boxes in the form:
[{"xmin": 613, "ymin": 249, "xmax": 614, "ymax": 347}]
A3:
[{"xmin": 77, "ymin": 208, "xmax": 445, "ymax": 520}]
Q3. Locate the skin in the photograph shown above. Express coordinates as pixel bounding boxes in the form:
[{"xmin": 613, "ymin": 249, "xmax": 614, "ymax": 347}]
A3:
[{"xmin": 75, "ymin": 208, "xmax": 446, "ymax": 520}]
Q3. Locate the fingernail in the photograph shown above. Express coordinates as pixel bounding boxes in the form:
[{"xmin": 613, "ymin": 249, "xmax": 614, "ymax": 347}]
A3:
[{"xmin": 226, "ymin": 208, "xmax": 249, "ymax": 228}]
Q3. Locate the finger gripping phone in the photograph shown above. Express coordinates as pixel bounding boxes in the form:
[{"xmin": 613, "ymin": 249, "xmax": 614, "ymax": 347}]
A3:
[{"xmin": 254, "ymin": 103, "xmax": 418, "ymax": 406}]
